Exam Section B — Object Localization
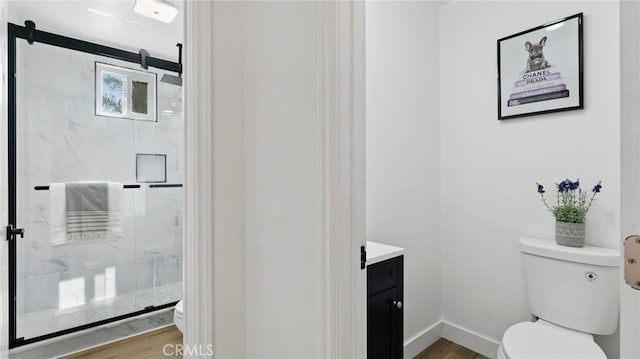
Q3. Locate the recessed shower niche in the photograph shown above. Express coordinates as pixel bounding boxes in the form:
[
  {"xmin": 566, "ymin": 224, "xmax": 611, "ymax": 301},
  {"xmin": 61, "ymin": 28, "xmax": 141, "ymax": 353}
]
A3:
[{"xmin": 7, "ymin": 22, "xmax": 184, "ymax": 347}]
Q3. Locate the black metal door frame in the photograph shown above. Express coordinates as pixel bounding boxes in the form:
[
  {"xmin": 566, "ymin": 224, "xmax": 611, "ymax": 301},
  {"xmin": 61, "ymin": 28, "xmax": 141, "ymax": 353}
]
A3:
[{"xmin": 7, "ymin": 21, "xmax": 181, "ymax": 348}]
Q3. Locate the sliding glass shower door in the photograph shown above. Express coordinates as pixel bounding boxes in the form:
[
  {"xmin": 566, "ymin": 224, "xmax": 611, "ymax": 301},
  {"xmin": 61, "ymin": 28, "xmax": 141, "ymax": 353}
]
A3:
[{"xmin": 8, "ymin": 23, "xmax": 183, "ymax": 347}]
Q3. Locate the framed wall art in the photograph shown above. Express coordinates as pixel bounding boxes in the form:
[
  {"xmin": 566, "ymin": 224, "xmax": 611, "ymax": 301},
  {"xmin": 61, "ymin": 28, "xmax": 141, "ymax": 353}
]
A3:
[
  {"xmin": 95, "ymin": 62, "xmax": 157, "ymax": 122},
  {"xmin": 497, "ymin": 13, "xmax": 583, "ymax": 120}
]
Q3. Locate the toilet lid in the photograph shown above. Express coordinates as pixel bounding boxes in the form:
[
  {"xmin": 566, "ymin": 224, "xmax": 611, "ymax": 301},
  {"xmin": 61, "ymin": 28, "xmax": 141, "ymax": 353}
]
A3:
[{"xmin": 502, "ymin": 322, "xmax": 606, "ymax": 359}]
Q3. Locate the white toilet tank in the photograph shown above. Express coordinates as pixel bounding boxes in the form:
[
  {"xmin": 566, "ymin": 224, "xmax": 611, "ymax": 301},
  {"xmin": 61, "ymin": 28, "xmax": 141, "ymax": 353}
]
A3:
[{"xmin": 519, "ymin": 237, "xmax": 621, "ymax": 335}]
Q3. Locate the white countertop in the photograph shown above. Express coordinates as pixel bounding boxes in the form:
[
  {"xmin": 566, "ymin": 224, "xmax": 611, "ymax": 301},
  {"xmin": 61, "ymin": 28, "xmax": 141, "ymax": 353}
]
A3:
[{"xmin": 367, "ymin": 241, "xmax": 404, "ymax": 266}]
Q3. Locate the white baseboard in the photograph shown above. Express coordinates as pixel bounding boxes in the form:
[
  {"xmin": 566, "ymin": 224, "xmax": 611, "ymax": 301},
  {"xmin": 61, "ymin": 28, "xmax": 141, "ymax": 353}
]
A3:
[
  {"xmin": 402, "ymin": 320, "xmax": 500, "ymax": 359},
  {"xmin": 403, "ymin": 321, "xmax": 443, "ymax": 359},
  {"xmin": 441, "ymin": 321, "xmax": 500, "ymax": 359}
]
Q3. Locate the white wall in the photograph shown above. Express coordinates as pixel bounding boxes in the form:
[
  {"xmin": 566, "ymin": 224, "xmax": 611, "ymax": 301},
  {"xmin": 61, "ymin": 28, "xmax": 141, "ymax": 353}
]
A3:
[
  {"xmin": 242, "ymin": 2, "xmax": 324, "ymax": 357},
  {"xmin": 211, "ymin": 2, "xmax": 246, "ymax": 358},
  {"xmin": 366, "ymin": 2, "xmax": 442, "ymax": 357},
  {"xmin": 619, "ymin": 1, "xmax": 640, "ymax": 358},
  {"xmin": 210, "ymin": 2, "xmax": 326, "ymax": 357},
  {"xmin": 439, "ymin": 2, "xmax": 620, "ymax": 358}
]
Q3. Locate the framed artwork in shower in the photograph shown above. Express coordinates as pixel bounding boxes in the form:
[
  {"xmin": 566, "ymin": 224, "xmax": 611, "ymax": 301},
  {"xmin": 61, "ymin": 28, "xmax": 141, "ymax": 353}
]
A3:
[
  {"xmin": 497, "ymin": 13, "xmax": 583, "ymax": 120},
  {"xmin": 95, "ymin": 62, "xmax": 157, "ymax": 121}
]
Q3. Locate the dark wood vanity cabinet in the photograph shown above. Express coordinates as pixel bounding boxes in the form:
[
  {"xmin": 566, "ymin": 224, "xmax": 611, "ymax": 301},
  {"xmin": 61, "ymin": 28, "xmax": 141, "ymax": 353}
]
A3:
[{"xmin": 367, "ymin": 255, "xmax": 403, "ymax": 359}]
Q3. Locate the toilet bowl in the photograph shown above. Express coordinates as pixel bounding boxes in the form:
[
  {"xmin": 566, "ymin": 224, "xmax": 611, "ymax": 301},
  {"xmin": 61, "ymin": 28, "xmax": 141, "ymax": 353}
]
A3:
[
  {"xmin": 174, "ymin": 299, "xmax": 184, "ymax": 333},
  {"xmin": 498, "ymin": 320, "xmax": 605, "ymax": 359},
  {"xmin": 498, "ymin": 237, "xmax": 620, "ymax": 359}
]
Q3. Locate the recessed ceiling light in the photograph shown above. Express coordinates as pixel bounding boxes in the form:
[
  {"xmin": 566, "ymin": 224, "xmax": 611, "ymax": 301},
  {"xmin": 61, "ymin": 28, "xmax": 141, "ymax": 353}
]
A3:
[
  {"xmin": 87, "ymin": 8, "xmax": 115, "ymax": 18},
  {"xmin": 133, "ymin": 0, "xmax": 178, "ymax": 24}
]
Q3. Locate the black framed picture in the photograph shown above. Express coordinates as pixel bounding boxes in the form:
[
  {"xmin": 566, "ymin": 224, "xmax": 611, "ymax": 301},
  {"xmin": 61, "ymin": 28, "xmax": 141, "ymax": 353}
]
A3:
[{"xmin": 497, "ymin": 13, "xmax": 583, "ymax": 120}]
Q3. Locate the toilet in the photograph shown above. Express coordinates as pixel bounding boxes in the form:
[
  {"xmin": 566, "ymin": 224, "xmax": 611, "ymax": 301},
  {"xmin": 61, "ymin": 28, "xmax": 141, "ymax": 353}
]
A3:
[
  {"xmin": 174, "ymin": 299, "xmax": 184, "ymax": 333},
  {"xmin": 498, "ymin": 237, "xmax": 620, "ymax": 359}
]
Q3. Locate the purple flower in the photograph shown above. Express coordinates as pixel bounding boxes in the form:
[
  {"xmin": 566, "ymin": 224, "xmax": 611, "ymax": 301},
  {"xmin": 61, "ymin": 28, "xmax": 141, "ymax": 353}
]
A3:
[
  {"xmin": 593, "ymin": 181, "xmax": 602, "ymax": 193},
  {"xmin": 557, "ymin": 181, "xmax": 568, "ymax": 192},
  {"xmin": 536, "ymin": 183, "xmax": 545, "ymax": 194},
  {"xmin": 571, "ymin": 179, "xmax": 580, "ymax": 190},
  {"xmin": 558, "ymin": 178, "xmax": 580, "ymax": 192},
  {"xmin": 563, "ymin": 179, "xmax": 573, "ymax": 190}
]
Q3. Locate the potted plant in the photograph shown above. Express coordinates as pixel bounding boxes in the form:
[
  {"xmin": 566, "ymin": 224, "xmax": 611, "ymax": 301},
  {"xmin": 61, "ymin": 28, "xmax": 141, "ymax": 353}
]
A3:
[{"xmin": 536, "ymin": 179, "xmax": 602, "ymax": 247}]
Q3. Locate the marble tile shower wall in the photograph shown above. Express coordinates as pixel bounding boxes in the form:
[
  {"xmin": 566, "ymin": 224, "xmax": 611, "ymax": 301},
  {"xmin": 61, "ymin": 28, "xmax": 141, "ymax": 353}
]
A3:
[{"xmin": 15, "ymin": 41, "xmax": 183, "ymax": 319}]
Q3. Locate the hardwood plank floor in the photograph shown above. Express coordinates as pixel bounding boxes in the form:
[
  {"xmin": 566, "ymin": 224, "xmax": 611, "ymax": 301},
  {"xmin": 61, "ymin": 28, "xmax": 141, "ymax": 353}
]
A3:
[
  {"xmin": 63, "ymin": 325, "xmax": 183, "ymax": 359},
  {"xmin": 415, "ymin": 338, "xmax": 489, "ymax": 359},
  {"xmin": 64, "ymin": 328, "xmax": 482, "ymax": 359}
]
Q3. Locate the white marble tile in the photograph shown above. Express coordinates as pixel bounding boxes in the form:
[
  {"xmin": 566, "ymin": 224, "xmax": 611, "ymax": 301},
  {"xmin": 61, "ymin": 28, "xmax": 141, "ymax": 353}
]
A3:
[
  {"xmin": 17, "ymin": 282, "xmax": 181, "ymax": 340},
  {"xmin": 13, "ymin": 39, "xmax": 184, "ymax": 341}
]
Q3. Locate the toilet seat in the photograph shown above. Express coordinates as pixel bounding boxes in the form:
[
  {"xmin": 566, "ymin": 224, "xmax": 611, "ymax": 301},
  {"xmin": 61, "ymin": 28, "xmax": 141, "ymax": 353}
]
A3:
[
  {"xmin": 501, "ymin": 321, "xmax": 605, "ymax": 359},
  {"xmin": 174, "ymin": 300, "xmax": 184, "ymax": 333}
]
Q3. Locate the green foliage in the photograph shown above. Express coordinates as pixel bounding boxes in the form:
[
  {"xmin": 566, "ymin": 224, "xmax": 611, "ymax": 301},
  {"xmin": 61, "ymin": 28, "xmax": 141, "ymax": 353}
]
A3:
[
  {"xmin": 536, "ymin": 179, "xmax": 601, "ymax": 224},
  {"xmin": 103, "ymin": 73, "xmax": 123, "ymax": 92},
  {"xmin": 552, "ymin": 190, "xmax": 590, "ymax": 223},
  {"xmin": 101, "ymin": 72, "xmax": 124, "ymax": 113},
  {"xmin": 102, "ymin": 95, "xmax": 122, "ymax": 113}
]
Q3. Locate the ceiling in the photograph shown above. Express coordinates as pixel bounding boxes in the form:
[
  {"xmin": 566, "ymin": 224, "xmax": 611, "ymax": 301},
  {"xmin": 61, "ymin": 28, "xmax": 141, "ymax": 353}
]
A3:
[{"xmin": 8, "ymin": 0, "xmax": 183, "ymax": 60}]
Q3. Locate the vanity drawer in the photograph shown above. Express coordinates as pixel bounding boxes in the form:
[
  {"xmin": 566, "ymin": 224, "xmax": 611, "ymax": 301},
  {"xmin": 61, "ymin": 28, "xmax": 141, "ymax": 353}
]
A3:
[{"xmin": 367, "ymin": 257, "xmax": 400, "ymax": 296}]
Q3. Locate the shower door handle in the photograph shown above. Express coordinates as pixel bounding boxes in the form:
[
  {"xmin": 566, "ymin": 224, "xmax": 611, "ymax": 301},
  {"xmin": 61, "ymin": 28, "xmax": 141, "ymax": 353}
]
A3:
[{"xmin": 6, "ymin": 225, "xmax": 24, "ymax": 241}]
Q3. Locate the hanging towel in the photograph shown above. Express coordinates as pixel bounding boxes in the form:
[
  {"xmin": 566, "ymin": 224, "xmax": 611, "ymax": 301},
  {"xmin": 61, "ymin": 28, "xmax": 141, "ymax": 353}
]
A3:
[
  {"xmin": 49, "ymin": 182, "xmax": 123, "ymax": 246},
  {"xmin": 49, "ymin": 183, "xmax": 67, "ymax": 245}
]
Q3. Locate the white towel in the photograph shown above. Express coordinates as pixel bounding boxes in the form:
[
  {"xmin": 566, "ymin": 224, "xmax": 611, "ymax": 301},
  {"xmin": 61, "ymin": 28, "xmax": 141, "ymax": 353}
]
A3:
[
  {"xmin": 107, "ymin": 182, "xmax": 123, "ymax": 238},
  {"xmin": 49, "ymin": 182, "xmax": 123, "ymax": 246},
  {"xmin": 49, "ymin": 183, "xmax": 67, "ymax": 245}
]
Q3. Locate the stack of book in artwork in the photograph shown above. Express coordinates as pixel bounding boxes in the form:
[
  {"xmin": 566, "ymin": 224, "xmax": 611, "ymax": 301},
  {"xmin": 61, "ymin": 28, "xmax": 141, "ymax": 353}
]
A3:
[{"xmin": 507, "ymin": 66, "xmax": 569, "ymax": 107}]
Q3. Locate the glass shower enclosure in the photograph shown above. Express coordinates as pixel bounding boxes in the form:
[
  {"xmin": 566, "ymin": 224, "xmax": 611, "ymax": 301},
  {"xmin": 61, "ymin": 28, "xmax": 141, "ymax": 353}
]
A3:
[{"xmin": 6, "ymin": 22, "xmax": 183, "ymax": 347}]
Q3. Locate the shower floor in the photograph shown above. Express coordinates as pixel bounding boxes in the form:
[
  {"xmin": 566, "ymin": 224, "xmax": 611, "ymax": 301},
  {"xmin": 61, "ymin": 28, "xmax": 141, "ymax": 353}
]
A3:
[{"xmin": 17, "ymin": 281, "xmax": 182, "ymax": 341}]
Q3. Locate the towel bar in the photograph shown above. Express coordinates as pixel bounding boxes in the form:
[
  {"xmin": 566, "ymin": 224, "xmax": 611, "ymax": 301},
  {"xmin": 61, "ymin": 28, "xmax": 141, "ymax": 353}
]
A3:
[
  {"xmin": 34, "ymin": 184, "xmax": 141, "ymax": 190},
  {"xmin": 33, "ymin": 184, "xmax": 183, "ymax": 190}
]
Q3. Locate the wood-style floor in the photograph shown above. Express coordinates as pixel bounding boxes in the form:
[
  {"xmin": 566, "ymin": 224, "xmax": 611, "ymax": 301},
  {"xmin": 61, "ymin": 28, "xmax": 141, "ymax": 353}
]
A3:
[
  {"xmin": 415, "ymin": 338, "xmax": 489, "ymax": 359},
  {"xmin": 62, "ymin": 327, "xmax": 481, "ymax": 359},
  {"xmin": 63, "ymin": 325, "xmax": 183, "ymax": 359}
]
